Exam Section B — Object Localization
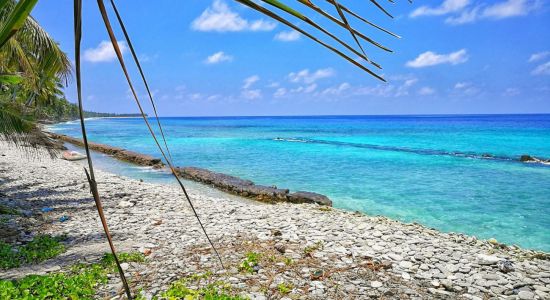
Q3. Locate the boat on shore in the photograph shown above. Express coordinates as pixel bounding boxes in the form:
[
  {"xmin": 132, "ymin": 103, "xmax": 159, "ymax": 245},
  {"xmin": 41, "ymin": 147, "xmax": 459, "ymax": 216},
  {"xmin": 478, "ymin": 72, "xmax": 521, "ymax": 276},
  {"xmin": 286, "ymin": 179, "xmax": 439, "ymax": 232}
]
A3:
[{"xmin": 61, "ymin": 150, "xmax": 87, "ymax": 161}]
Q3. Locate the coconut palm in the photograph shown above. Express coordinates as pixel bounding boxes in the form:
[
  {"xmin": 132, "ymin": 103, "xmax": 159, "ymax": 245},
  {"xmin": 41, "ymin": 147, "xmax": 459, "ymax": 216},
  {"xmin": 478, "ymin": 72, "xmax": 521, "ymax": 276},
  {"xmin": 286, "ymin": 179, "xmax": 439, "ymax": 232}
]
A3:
[{"xmin": 0, "ymin": 0, "xmax": 70, "ymax": 152}]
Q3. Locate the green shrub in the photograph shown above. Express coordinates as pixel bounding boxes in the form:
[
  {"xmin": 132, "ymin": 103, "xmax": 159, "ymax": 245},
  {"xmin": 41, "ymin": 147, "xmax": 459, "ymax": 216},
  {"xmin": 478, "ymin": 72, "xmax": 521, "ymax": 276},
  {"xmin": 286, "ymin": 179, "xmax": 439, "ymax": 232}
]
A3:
[
  {"xmin": 0, "ymin": 264, "xmax": 108, "ymax": 299},
  {"xmin": 0, "ymin": 251, "xmax": 147, "ymax": 299},
  {"xmin": 238, "ymin": 252, "xmax": 260, "ymax": 274},
  {"xmin": 0, "ymin": 235, "xmax": 66, "ymax": 269},
  {"xmin": 162, "ymin": 273, "xmax": 247, "ymax": 300}
]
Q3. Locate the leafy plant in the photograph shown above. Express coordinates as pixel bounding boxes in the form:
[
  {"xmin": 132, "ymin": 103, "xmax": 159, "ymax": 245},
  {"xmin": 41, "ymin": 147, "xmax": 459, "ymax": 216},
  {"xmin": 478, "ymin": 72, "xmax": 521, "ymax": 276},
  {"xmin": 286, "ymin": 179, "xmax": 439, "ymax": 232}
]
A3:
[
  {"xmin": 238, "ymin": 252, "xmax": 261, "ymax": 274},
  {"xmin": 0, "ymin": 251, "xmax": 148, "ymax": 298},
  {"xmin": 304, "ymin": 241, "xmax": 324, "ymax": 255},
  {"xmin": 276, "ymin": 282, "xmax": 293, "ymax": 295},
  {"xmin": 162, "ymin": 273, "xmax": 247, "ymax": 300},
  {"xmin": 0, "ymin": 235, "xmax": 66, "ymax": 269},
  {"xmin": 0, "ymin": 203, "xmax": 19, "ymax": 215}
]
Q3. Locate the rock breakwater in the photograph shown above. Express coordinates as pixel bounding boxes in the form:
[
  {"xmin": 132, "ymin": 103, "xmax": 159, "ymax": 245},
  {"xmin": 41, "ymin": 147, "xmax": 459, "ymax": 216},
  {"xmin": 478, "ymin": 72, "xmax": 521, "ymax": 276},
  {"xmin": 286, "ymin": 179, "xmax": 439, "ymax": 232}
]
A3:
[
  {"xmin": 48, "ymin": 133, "xmax": 164, "ymax": 168},
  {"xmin": 48, "ymin": 133, "xmax": 332, "ymax": 206},
  {"xmin": 175, "ymin": 167, "xmax": 332, "ymax": 206}
]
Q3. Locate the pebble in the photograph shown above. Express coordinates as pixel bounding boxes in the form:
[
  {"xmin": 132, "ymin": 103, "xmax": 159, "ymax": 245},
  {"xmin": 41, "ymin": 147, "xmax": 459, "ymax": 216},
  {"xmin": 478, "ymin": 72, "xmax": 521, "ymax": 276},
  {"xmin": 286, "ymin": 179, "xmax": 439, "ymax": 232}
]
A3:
[{"xmin": 370, "ymin": 281, "xmax": 383, "ymax": 288}]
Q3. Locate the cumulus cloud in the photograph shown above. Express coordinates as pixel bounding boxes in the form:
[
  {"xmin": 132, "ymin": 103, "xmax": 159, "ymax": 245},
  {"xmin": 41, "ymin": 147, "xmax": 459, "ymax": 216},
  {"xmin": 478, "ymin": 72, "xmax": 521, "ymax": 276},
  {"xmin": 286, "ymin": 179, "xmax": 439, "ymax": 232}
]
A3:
[
  {"xmin": 288, "ymin": 68, "xmax": 335, "ymax": 84},
  {"xmin": 274, "ymin": 30, "xmax": 301, "ymax": 42},
  {"xmin": 410, "ymin": 0, "xmax": 470, "ymax": 18},
  {"xmin": 503, "ymin": 87, "xmax": 521, "ymax": 96},
  {"xmin": 84, "ymin": 40, "xmax": 127, "ymax": 63},
  {"xmin": 205, "ymin": 51, "xmax": 233, "ymax": 64},
  {"xmin": 529, "ymin": 51, "xmax": 550, "ymax": 62},
  {"xmin": 192, "ymin": 0, "xmax": 276, "ymax": 32},
  {"xmin": 411, "ymin": 0, "xmax": 541, "ymax": 25},
  {"xmin": 241, "ymin": 89, "xmax": 262, "ymax": 100},
  {"xmin": 320, "ymin": 83, "xmax": 350, "ymax": 97},
  {"xmin": 243, "ymin": 75, "xmax": 260, "ymax": 89},
  {"xmin": 406, "ymin": 49, "xmax": 468, "ymax": 68},
  {"xmin": 531, "ymin": 61, "xmax": 550, "ymax": 76},
  {"xmin": 418, "ymin": 87, "xmax": 436, "ymax": 96}
]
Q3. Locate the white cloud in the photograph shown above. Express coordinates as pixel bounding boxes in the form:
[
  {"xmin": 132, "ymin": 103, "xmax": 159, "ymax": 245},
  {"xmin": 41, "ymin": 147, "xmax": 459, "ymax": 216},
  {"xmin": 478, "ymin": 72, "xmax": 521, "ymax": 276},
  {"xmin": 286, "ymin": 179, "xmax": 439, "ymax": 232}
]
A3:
[
  {"xmin": 503, "ymin": 87, "xmax": 521, "ymax": 96},
  {"xmin": 529, "ymin": 51, "xmax": 550, "ymax": 62},
  {"xmin": 532, "ymin": 61, "xmax": 550, "ymax": 75},
  {"xmin": 288, "ymin": 68, "xmax": 335, "ymax": 84},
  {"xmin": 274, "ymin": 88, "xmax": 287, "ymax": 98},
  {"xmin": 411, "ymin": 0, "xmax": 541, "ymax": 25},
  {"xmin": 274, "ymin": 30, "xmax": 301, "ymax": 42},
  {"xmin": 453, "ymin": 81, "xmax": 480, "ymax": 96},
  {"xmin": 84, "ymin": 40, "xmax": 127, "ymax": 63},
  {"xmin": 192, "ymin": 0, "xmax": 276, "ymax": 32},
  {"xmin": 354, "ymin": 76, "xmax": 418, "ymax": 98},
  {"xmin": 454, "ymin": 82, "xmax": 470, "ymax": 89},
  {"xmin": 241, "ymin": 89, "xmax": 262, "ymax": 100},
  {"xmin": 483, "ymin": 0, "xmax": 538, "ymax": 19},
  {"xmin": 205, "ymin": 51, "xmax": 233, "ymax": 64},
  {"xmin": 406, "ymin": 49, "xmax": 468, "ymax": 68},
  {"xmin": 243, "ymin": 75, "xmax": 260, "ymax": 89},
  {"xmin": 418, "ymin": 87, "xmax": 436, "ymax": 95},
  {"xmin": 410, "ymin": 0, "xmax": 470, "ymax": 17},
  {"xmin": 320, "ymin": 83, "xmax": 350, "ymax": 96}
]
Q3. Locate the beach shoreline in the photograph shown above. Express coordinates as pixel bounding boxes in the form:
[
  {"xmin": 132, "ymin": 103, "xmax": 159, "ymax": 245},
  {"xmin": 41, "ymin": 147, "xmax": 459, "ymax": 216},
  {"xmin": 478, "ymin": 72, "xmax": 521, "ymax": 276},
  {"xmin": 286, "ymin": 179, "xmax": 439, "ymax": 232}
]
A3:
[{"xmin": 1, "ymin": 140, "xmax": 550, "ymax": 299}]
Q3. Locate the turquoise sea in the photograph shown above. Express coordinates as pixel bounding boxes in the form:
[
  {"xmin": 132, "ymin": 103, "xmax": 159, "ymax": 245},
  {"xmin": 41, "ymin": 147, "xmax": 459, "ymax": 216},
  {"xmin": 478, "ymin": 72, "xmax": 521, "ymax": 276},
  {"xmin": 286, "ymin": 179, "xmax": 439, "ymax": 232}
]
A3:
[{"xmin": 50, "ymin": 115, "xmax": 550, "ymax": 251}]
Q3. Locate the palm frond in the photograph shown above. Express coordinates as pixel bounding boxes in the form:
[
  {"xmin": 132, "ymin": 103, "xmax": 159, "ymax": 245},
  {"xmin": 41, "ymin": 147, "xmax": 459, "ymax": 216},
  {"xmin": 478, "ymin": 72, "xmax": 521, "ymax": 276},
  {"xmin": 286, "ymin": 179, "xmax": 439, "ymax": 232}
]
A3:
[
  {"xmin": 0, "ymin": 103, "xmax": 59, "ymax": 158},
  {"xmin": 237, "ymin": 0, "xmax": 411, "ymax": 81},
  {"xmin": 0, "ymin": 0, "xmax": 37, "ymax": 47}
]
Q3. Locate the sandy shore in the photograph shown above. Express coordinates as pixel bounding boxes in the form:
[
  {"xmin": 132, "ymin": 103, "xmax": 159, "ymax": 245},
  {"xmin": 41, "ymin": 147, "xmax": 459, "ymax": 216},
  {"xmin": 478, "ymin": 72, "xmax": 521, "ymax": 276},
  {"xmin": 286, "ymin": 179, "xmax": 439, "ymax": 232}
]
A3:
[{"xmin": 1, "ymin": 141, "xmax": 549, "ymax": 299}]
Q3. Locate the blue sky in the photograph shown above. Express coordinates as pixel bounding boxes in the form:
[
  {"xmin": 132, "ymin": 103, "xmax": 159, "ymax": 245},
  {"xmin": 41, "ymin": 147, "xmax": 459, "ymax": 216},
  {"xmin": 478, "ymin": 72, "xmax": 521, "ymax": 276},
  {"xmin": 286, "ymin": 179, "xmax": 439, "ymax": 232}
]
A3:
[{"xmin": 32, "ymin": 0, "xmax": 550, "ymax": 116}]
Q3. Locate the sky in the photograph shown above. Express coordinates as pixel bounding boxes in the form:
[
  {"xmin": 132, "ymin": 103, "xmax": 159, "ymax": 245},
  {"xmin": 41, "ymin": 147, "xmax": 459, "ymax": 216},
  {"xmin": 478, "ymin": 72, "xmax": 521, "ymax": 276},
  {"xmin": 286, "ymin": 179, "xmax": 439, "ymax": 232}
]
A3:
[{"xmin": 31, "ymin": 0, "xmax": 550, "ymax": 116}]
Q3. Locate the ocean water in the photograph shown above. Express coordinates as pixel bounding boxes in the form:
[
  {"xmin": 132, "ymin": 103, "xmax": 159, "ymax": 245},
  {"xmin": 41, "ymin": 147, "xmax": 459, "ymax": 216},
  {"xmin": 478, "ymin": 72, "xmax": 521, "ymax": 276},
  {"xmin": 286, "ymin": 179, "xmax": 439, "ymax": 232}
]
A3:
[{"xmin": 50, "ymin": 115, "xmax": 550, "ymax": 251}]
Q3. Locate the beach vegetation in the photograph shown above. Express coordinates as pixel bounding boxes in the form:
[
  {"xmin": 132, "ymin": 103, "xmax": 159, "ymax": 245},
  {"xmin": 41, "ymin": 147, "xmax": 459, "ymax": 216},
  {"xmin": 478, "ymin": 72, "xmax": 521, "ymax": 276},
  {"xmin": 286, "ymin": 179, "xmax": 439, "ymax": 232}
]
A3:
[
  {"xmin": 0, "ymin": 251, "xmax": 146, "ymax": 299},
  {"xmin": 238, "ymin": 252, "xmax": 261, "ymax": 274},
  {"xmin": 276, "ymin": 282, "xmax": 293, "ymax": 295},
  {"xmin": 161, "ymin": 272, "xmax": 247, "ymax": 300},
  {"xmin": 0, "ymin": 203, "xmax": 20, "ymax": 215},
  {"xmin": 0, "ymin": 234, "xmax": 66, "ymax": 269},
  {"xmin": 303, "ymin": 241, "xmax": 324, "ymax": 255}
]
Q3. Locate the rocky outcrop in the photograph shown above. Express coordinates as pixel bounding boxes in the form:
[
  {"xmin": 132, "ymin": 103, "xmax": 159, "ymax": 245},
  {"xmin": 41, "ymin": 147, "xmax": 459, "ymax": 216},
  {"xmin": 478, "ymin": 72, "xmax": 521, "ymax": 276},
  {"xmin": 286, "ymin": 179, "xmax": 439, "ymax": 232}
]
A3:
[
  {"xmin": 175, "ymin": 167, "xmax": 332, "ymax": 206},
  {"xmin": 288, "ymin": 191, "xmax": 333, "ymax": 206},
  {"xmin": 519, "ymin": 154, "xmax": 550, "ymax": 165},
  {"xmin": 48, "ymin": 133, "xmax": 164, "ymax": 168}
]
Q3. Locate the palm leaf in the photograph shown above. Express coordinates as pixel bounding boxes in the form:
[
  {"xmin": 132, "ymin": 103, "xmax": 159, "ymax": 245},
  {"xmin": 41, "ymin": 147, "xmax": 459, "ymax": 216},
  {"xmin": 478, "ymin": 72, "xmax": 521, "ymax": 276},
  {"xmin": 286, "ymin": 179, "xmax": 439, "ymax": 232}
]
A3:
[
  {"xmin": 239, "ymin": 0, "xmax": 411, "ymax": 81},
  {"xmin": 0, "ymin": 0, "xmax": 38, "ymax": 47}
]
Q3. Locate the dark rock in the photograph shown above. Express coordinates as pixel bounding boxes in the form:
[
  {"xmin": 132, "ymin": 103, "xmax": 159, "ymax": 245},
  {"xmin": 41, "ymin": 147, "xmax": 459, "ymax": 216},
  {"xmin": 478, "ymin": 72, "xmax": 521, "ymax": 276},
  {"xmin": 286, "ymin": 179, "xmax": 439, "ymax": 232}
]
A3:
[
  {"xmin": 520, "ymin": 155, "xmax": 535, "ymax": 162},
  {"xmin": 274, "ymin": 243, "xmax": 286, "ymax": 254},
  {"xmin": 288, "ymin": 191, "xmax": 332, "ymax": 206},
  {"xmin": 497, "ymin": 260, "xmax": 514, "ymax": 273},
  {"xmin": 175, "ymin": 167, "xmax": 290, "ymax": 203}
]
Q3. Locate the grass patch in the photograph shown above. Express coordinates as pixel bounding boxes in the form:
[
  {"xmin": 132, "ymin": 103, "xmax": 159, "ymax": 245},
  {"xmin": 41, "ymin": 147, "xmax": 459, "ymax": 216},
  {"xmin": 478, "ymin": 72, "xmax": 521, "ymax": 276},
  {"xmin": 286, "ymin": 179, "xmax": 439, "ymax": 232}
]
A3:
[
  {"xmin": 0, "ymin": 235, "xmax": 66, "ymax": 269},
  {"xmin": 276, "ymin": 282, "xmax": 293, "ymax": 295},
  {"xmin": 0, "ymin": 204, "xmax": 19, "ymax": 215},
  {"xmin": 0, "ymin": 251, "xmax": 146, "ymax": 299},
  {"xmin": 0, "ymin": 264, "xmax": 107, "ymax": 299},
  {"xmin": 238, "ymin": 252, "xmax": 260, "ymax": 274},
  {"xmin": 303, "ymin": 241, "xmax": 324, "ymax": 256},
  {"xmin": 162, "ymin": 272, "xmax": 247, "ymax": 300}
]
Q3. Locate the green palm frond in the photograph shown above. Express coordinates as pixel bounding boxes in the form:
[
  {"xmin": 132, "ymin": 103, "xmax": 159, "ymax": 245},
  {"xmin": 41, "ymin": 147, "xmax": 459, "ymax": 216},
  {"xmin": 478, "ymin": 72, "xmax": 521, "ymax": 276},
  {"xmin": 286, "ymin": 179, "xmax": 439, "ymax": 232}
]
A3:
[{"xmin": 0, "ymin": 0, "xmax": 37, "ymax": 47}]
